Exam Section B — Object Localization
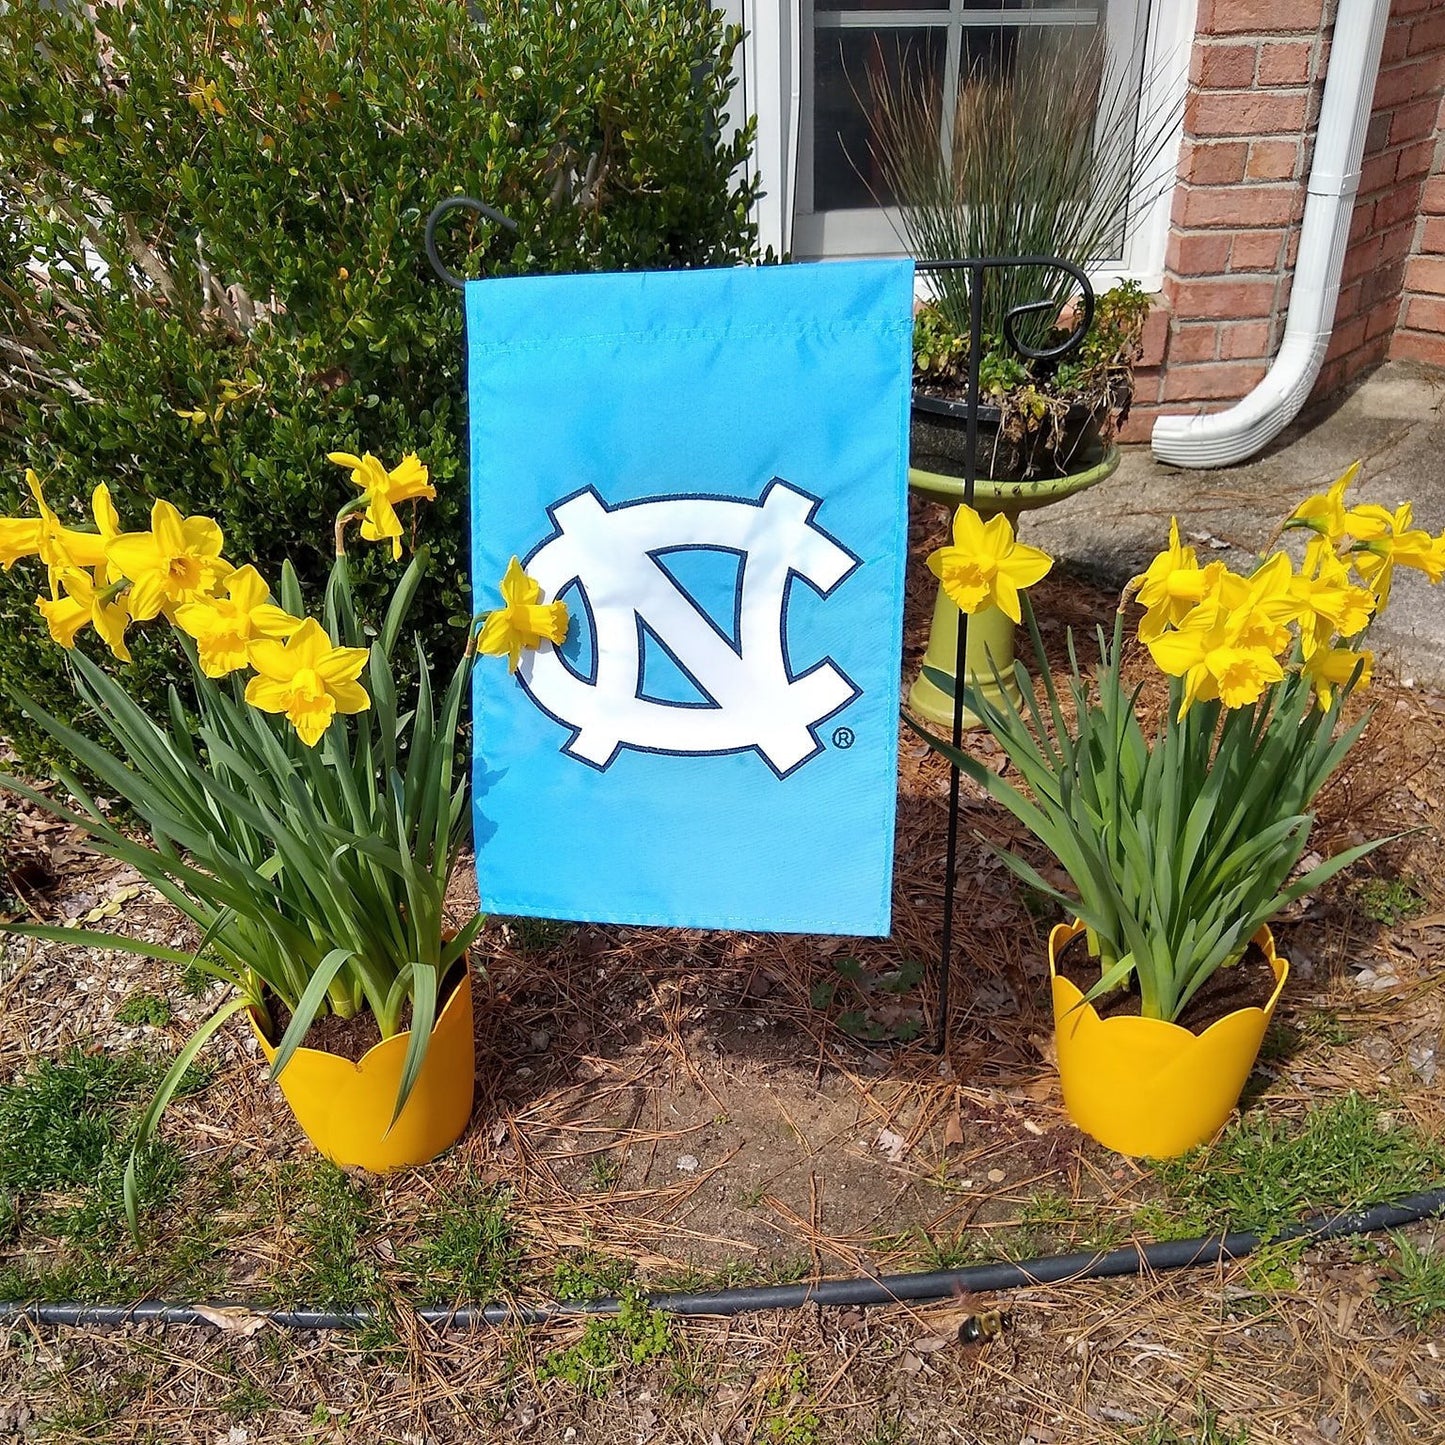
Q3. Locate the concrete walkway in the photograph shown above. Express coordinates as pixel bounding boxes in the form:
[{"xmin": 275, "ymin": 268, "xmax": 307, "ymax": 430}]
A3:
[{"xmin": 1022, "ymin": 360, "xmax": 1445, "ymax": 685}]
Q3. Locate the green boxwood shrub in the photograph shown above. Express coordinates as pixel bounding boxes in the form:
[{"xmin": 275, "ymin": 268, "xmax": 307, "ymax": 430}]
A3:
[{"xmin": 0, "ymin": 0, "xmax": 759, "ymax": 765}]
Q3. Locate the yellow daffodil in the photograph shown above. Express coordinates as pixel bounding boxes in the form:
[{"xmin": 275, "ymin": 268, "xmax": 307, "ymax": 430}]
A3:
[
  {"xmin": 328, "ymin": 450, "xmax": 436, "ymax": 559},
  {"xmin": 0, "ymin": 471, "xmax": 109, "ymax": 575},
  {"xmin": 926, "ymin": 505, "xmax": 1052, "ymax": 625},
  {"xmin": 243, "ymin": 618, "xmax": 370, "ymax": 747},
  {"xmin": 36, "ymin": 566, "xmax": 132, "ymax": 662},
  {"xmin": 174, "ymin": 565, "xmax": 302, "ymax": 678},
  {"xmin": 1290, "ymin": 535, "xmax": 1376, "ymax": 657},
  {"xmin": 1146, "ymin": 595, "xmax": 1285, "ymax": 719},
  {"xmin": 1222, "ymin": 552, "xmax": 1300, "ymax": 657},
  {"xmin": 1302, "ymin": 644, "xmax": 1373, "ymax": 710},
  {"xmin": 1287, "ymin": 461, "xmax": 1360, "ymax": 542},
  {"xmin": 1131, "ymin": 519, "xmax": 1207, "ymax": 642},
  {"xmin": 1350, "ymin": 502, "xmax": 1445, "ymax": 612},
  {"xmin": 477, "ymin": 557, "xmax": 570, "ymax": 673},
  {"xmin": 105, "ymin": 499, "xmax": 231, "ymax": 620}
]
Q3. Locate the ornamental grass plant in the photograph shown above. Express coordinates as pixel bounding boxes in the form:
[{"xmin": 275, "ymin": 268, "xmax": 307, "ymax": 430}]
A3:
[
  {"xmin": 917, "ymin": 464, "xmax": 1445, "ymax": 1024},
  {"xmin": 0, "ymin": 450, "xmax": 551, "ymax": 1228}
]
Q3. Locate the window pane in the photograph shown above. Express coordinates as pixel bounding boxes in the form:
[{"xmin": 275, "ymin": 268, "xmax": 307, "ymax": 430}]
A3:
[
  {"xmin": 817, "ymin": 1, "xmax": 948, "ymax": 12},
  {"xmin": 811, "ymin": 28, "xmax": 946, "ymax": 212}
]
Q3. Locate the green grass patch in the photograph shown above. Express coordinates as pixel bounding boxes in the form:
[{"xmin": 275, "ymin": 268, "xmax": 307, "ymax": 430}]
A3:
[
  {"xmin": 538, "ymin": 1289, "xmax": 674, "ymax": 1396},
  {"xmin": 1357, "ymin": 876, "xmax": 1428, "ymax": 927},
  {"xmin": 551, "ymin": 1248, "xmax": 636, "ymax": 1303},
  {"xmin": 1126, "ymin": 1401, "xmax": 1250, "ymax": 1444},
  {"xmin": 114, "ymin": 992, "xmax": 173, "ymax": 1028},
  {"xmin": 1378, "ymin": 1233, "xmax": 1445, "ymax": 1329},
  {"xmin": 407, "ymin": 1176, "xmax": 518, "ymax": 1305},
  {"xmin": 274, "ymin": 1161, "xmax": 385, "ymax": 1313},
  {"xmin": 762, "ymin": 1351, "xmax": 822, "ymax": 1445},
  {"xmin": 1153, "ymin": 1093, "xmax": 1445, "ymax": 1237},
  {"xmin": 0, "ymin": 1046, "xmax": 194, "ymax": 1244}
]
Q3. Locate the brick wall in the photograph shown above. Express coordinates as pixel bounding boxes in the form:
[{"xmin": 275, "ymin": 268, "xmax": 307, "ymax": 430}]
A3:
[
  {"xmin": 1324, "ymin": 0, "xmax": 1445, "ymax": 388},
  {"xmin": 1124, "ymin": 0, "xmax": 1445, "ymax": 443}
]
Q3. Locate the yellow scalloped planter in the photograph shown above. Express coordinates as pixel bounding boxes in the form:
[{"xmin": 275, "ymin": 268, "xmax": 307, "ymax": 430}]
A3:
[
  {"xmin": 248, "ymin": 965, "xmax": 475, "ymax": 1171},
  {"xmin": 1049, "ymin": 920, "xmax": 1288, "ymax": 1159}
]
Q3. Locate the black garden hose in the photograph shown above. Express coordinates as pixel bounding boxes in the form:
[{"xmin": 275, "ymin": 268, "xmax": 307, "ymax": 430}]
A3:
[{"xmin": 4, "ymin": 1188, "xmax": 1444, "ymax": 1332}]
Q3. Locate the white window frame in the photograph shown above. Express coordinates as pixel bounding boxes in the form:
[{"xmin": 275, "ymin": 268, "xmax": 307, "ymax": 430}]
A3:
[{"xmin": 729, "ymin": 0, "xmax": 1196, "ymax": 294}]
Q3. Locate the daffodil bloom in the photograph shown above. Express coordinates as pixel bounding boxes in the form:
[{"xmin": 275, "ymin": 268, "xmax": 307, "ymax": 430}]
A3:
[
  {"xmin": 477, "ymin": 557, "xmax": 570, "ymax": 673},
  {"xmin": 1290, "ymin": 536, "xmax": 1375, "ymax": 657},
  {"xmin": 328, "ymin": 450, "xmax": 436, "ymax": 559},
  {"xmin": 1221, "ymin": 552, "xmax": 1300, "ymax": 656},
  {"xmin": 36, "ymin": 567, "xmax": 132, "ymax": 662},
  {"xmin": 1146, "ymin": 595, "xmax": 1286, "ymax": 718},
  {"xmin": 174, "ymin": 565, "xmax": 302, "ymax": 677},
  {"xmin": 926, "ymin": 505, "xmax": 1052, "ymax": 625},
  {"xmin": 1302, "ymin": 644, "xmax": 1372, "ymax": 710},
  {"xmin": 243, "ymin": 618, "xmax": 370, "ymax": 747},
  {"xmin": 105, "ymin": 499, "xmax": 231, "ymax": 620},
  {"xmin": 1348, "ymin": 502, "xmax": 1445, "ymax": 610},
  {"xmin": 1131, "ymin": 519, "xmax": 1207, "ymax": 642},
  {"xmin": 0, "ymin": 471, "xmax": 109, "ymax": 575},
  {"xmin": 1287, "ymin": 461, "xmax": 1360, "ymax": 542}
]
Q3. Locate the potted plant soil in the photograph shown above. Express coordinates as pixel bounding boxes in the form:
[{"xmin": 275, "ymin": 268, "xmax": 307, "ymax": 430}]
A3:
[
  {"xmin": 0, "ymin": 448, "xmax": 566, "ymax": 1219},
  {"xmin": 913, "ymin": 465, "xmax": 1445, "ymax": 1156}
]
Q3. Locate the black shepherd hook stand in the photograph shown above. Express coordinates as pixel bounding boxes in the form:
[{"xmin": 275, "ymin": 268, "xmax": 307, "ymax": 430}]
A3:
[
  {"xmin": 424, "ymin": 196, "xmax": 518, "ymax": 288},
  {"xmin": 913, "ymin": 256, "xmax": 1094, "ymax": 1054}
]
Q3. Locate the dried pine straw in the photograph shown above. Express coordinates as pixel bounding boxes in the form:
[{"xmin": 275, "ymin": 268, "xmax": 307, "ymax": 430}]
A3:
[{"xmin": 1, "ymin": 496, "xmax": 1443, "ymax": 1440}]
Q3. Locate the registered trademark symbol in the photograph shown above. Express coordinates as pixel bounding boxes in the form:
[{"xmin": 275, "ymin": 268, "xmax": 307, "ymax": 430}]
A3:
[{"xmin": 832, "ymin": 726, "xmax": 855, "ymax": 749}]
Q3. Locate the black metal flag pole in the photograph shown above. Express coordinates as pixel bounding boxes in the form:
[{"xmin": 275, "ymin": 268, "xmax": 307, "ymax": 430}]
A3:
[{"xmin": 914, "ymin": 257, "xmax": 1095, "ymax": 1054}]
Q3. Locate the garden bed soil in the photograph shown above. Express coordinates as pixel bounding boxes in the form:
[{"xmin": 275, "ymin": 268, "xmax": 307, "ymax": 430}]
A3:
[
  {"xmin": 1055, "ymin": 928, "xmax": 1279, "ymax": 1030},
  {"xmin": 257, "ymin": 961, "xmax": 467, "ymax": 1063}
]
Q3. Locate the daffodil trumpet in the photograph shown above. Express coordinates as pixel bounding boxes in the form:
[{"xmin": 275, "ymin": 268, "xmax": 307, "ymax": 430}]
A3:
[{"xmin": 0, "ymin": 448, "xmax": 480, "ymax": 1226}]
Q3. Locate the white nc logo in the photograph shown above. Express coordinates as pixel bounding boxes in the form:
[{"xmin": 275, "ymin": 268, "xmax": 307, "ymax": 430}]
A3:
[{"xmin": 517, "ymin": 480, "xmax": 861, "ymax": 777}]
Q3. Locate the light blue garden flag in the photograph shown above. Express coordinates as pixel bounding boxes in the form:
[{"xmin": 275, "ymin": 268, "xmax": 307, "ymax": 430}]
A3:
[{"xmin": 468, "ymin": 260, "xmax": 913, "ymax": 935}]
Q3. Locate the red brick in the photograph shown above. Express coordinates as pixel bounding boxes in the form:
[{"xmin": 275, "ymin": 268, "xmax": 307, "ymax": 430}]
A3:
[
  {"xmin": 1406, "ymin": 254, "xmax": 1445, "ymax": 296},
  {"xmin": 1365, "ymin": 111, "xmax": 1395, "ymax": 155},
  {"xmin": 1358, "ymin": 151, "xmax": 1399, "ymax": 197},
  {"xmin": 1168, "ymin": 230, "xmax": 1234, "ymax": 275},
  {"xmin": 1403, "ymin": 294, "xmax": 1445, "ymax": 331},
  {"xmin": 1371, "ymin": 60, "xmax": 1429, "ymax": 111},
  {"xmin": 1382, "ymin": 19, "xmax": 1413, "ymax": 66},
  {"xmin": 1362, "ymin": 260, "xmax": 1406, "ymax": 308},
  {"xmin": 1219, "ymin": 319, "xmax": 1272, "ymax": 359},
  {"xmin": 1390, "ymin": 97, "xmax": 1441, "ymax": 146},
  {"xmin": 1170, "ymin": 276, "xmax": 1278, "ymax": 321},
  {"xmin": 1117, "ymin": 409, "xmax": 1157, "ymax": 446},
  {"xmin": 1365, "ymin": 301, "xmax": 1400, "ymax": 341},
  {"xmin": 1408, "ymin": 14, "xmax": 1445, "ymax": 55},
  {"xmin": 1229, "ymin": 229, "xmax": 1288, "ymax": 271},
  {"xmin": 1419, "ymin": 216, "xmax": 1445, "ymax": 253},
  {"xmin": 1177, "ymin": 184, "xmax": 1298, "ymax": 229},
  {"xmin": 1179, "ymin": 140, "xmax": 1250, "ymax": 185},
  {"xmin": 1188, "ymin": 89, "xmax": 1310, "ymax": 138},
  {"xmin": 1395, "ymin": 138, "xmax": 1437, "ymax": 181},
  {"xmin": 1138, "ymin": 304, "xmax": 1171, "ymax": 367},
  {"xmin": 1161, "ymin": 360, "xmax": 1269, "ymax": 402},
  {"xmin": 1198, "ymin": 0, "xmax": 1323, "ymax": 35},
  {"xmin": 1326, "ymin": 315, "xmax": 1369, "ymax": 362},
  {"xmin": 1246, "ymin": 138, "xmax": 1300, "ymax": 181},
  {"xmin": 1377, "ymin": 183, "xmax": 1425, "ymax": 230},
  {"xmin": 1379, "ymin": 221, "xmax": 1418, "ymax": 266},
  {"xmin": 1170, "ymin": 322, "xmax": 1221, "ymax": 363},
  {"xmin": 1191, "ymin": 42, "xmax": 1259, "ymax": 88},
  {"xmin": 1256, "ymin": 40, "xmax": 1314, "ymax": 86},
  {"xmin": 1349, "ymin": 199, "xmax": 1378, "ymax": 244},
  {"xmin": 1423, "ymin": 176, "xmax": 1445, "ymax": 215},
  {"xmin": 1391, "ymin": 329, "xmax": 1445, "ymax": 363},
  {"xmin": 1342, "ymin": 234, "xmax": 1384, "ymax": 285}
]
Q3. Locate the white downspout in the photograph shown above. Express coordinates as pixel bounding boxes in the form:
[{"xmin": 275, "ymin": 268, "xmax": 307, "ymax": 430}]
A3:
[{"xmin": 1151, "ymin": 0, "xmax": 1392, "ymax": 469}]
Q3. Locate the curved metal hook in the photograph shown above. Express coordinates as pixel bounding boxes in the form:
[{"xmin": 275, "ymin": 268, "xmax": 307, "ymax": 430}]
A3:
[
  {"xmin": 916, "ymin": 254, "xmax": 1095, "ymax": 365},
  {"xmin": 424, "ymin": 197, "xmax": 519, "ymax": 290}
]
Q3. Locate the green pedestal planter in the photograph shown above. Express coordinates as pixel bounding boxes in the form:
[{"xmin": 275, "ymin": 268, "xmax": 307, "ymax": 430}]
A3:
[{"xmin": 907, "ymin": 442, "xmax": 1121, "ymax": 730}]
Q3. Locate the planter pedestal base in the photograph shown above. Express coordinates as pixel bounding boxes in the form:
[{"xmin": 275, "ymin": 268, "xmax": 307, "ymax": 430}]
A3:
[{"xmin": 907, "ymin": 445, "xmax": 1120, "ymax": 731}]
